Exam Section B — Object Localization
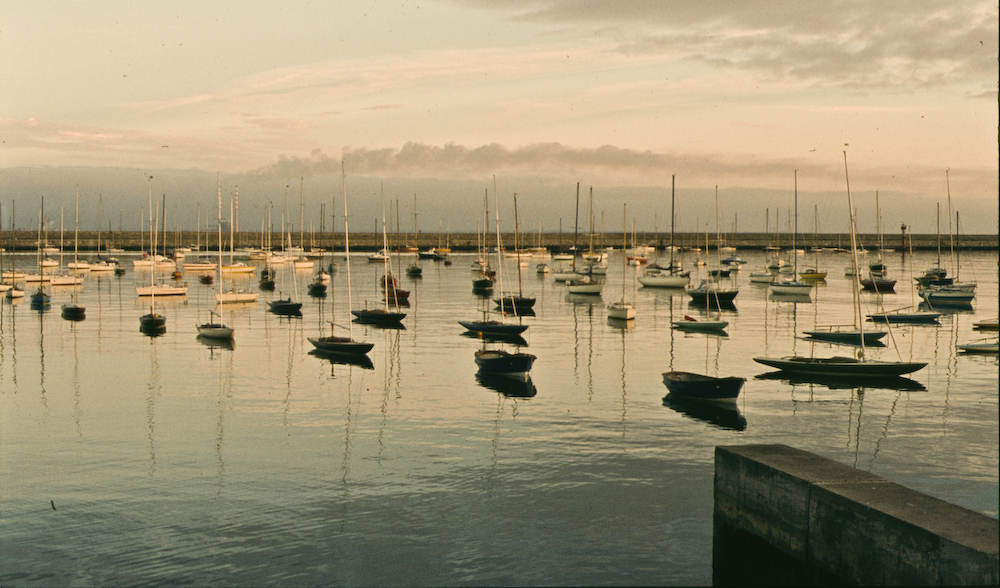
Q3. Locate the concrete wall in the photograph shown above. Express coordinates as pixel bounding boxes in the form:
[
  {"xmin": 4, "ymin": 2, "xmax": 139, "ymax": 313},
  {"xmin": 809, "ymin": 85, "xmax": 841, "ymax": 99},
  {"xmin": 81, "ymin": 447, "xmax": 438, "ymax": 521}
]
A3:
[{"xmin": 714, "ymin": 444, "xmax": 998, "ymax": 586}]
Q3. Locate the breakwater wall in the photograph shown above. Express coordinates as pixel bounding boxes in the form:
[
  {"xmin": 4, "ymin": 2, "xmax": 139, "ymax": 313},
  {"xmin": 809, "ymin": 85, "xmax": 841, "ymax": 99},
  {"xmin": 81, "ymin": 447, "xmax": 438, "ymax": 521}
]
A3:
[
  {"xmin": 713, "ymin": 444, "xmax": 998, "ymax": 586},
  {"xmin": 7, "ymin": 231, "xmax": 998, "ymax": 253}
]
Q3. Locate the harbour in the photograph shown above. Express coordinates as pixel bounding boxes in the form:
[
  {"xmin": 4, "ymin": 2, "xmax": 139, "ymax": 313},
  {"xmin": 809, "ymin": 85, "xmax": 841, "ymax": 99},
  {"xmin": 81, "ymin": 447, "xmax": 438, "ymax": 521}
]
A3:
[{"xmin": 1, "ymin": 247, "xmax": 997, "ymax": 585}]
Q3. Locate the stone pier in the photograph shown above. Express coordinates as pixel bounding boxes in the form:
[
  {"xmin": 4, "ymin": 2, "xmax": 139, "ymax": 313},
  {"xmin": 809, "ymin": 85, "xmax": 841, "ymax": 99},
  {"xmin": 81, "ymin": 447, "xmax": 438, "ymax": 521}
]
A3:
[{"xmin": 713, "ymin": 444, "xmax": 998, "ymax": 586}]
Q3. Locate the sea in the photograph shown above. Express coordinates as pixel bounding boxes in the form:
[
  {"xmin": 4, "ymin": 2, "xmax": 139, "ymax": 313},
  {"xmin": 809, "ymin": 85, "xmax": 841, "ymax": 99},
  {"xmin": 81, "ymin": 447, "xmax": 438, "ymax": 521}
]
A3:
[{"xmin": 1, "ymin": 247, "xmax": 997, "ymax": 586}]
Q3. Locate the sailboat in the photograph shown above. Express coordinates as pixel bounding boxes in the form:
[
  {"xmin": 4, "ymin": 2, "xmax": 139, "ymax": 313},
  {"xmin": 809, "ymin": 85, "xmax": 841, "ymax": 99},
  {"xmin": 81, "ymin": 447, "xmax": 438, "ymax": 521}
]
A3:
[
  {"xmin": 753, "ymin": 152, "xmax": 927, "ymax": 378},
  {"xmin": 859, "ymin": 190, "xmax": 896, "ymax": 292},
  {"xmin": 3, "ymin": 202, "xmax": 25, "ymax": 299},
  {"xmin": 216, "ymin": 191, "xmax": 259, "ymax": 303},
  {"xmin": 0, "ymin": 203, "xmax": 10, "ymax": 296},
  {"xmin": 352, "ymin": 184, "xmax": 405, "ymax": 325},
  {"xmin": 139, "ymin": 177, "xmax": 167, "ymax": 333},
  {"xmin": 267, "ymin": 224, "xmax": 304, "ymax": 315},
  {"xmin": 798, "ymin": 205, "xmax": 827, "ymax": 280},
  {"xmin": 918, "ymin": 172, "xmax": 977, "ymax": 306},
  {"xmin": 472, "ymin": 195, "xmax": 536, "ymax": 380},
  {"xmin": 769, "ymin": 171, "xmax": 813, "ymax": 296},
  {"xmin": 405, "ymin": 194, "xmax": 422, "ymax": 277},
  {"xmin": 607, "ymin": 203, "xmax": 636, "ymax": 320},
  {"xmin": 88, "ymin": 194, "xmax": 117, "ymax": 273},
  {"xmin": 293, "ymin": 179, "xmax": 315, "ymax": 270},
  {"xmin": 495, "ymin": 192, "xmax": 535, "ymax": 312},
  {"xmin": 551, "ymin": 184, "xmax": 583, "ymax": 282},
  {"xmin": 379, "ymin": 196, "xmax": 409, "ymax": 303},
  {"xmin": 198, "ymin": 175, "xmax": 235, "ymax": 340},
  {"xmin": 472, "ymin": 190, "xmax": 496, "ymax": 292},
  {"xmin": 462, "ymin": 189, "xmax": 530, "ymax": 337},
  {"xmin": 687, "ymin": 186, "xmax": 738, "ymax": 304},
  {"xmin": 867, "ymin": 223, "xmax": 940, "ymax": 324},
  {"xmin": 308, "ymin": 162, "xmax": 374, "ymax": 356},
  {"xmin": 638, "ymin": 175, "xmax": 689, "ymax": 288},
  {"xmin": 565, "ymin": 186, "xmax": 604, "ymax": 295},
  {"xmin": 60, "ymin": 188, "xmax": 86, "ymax": 320}
]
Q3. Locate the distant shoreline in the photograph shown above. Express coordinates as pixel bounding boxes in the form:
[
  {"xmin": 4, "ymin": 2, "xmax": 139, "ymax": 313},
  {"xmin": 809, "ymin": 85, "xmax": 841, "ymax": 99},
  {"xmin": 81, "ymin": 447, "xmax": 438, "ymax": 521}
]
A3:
[{"xmin": 7, "ymin": 230, "xmax": 997, "ymax": 253}]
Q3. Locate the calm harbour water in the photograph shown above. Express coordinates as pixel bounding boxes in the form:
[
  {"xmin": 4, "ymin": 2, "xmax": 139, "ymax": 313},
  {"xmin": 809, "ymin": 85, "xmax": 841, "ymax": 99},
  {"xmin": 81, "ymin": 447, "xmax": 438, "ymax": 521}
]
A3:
[{"xmin": 1, "ymin": 248, "xmax": 997, "ymax": 586}]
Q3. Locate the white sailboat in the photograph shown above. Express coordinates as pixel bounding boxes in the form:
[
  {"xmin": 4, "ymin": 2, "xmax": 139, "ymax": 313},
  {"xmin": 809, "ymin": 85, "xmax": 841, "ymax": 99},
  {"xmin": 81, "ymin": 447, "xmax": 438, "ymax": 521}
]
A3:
[
  {"xmin": 216, "ymin": 190, "xmax": 259, "ymax": 303},
  {"xmin": 639, "ymin": 175, "xmax": 689, "ymax": 288},
  {"xmin": 769, "ymin": 171, "xmax": 813, "ymax": 296},
  {"xmin": 608, "ymin": 203, "xmax": 636, "ymax": 320},
  {"xmin": 136, "ymin": 188, "xmax": 188, "ymax": 297},
  {"xmin": 566, "ymin": 186, "xmax": 604, "ymax": 295},
  {"xmin": 198, "ymin": 174, "xmax": 234, "ymax": 340}
]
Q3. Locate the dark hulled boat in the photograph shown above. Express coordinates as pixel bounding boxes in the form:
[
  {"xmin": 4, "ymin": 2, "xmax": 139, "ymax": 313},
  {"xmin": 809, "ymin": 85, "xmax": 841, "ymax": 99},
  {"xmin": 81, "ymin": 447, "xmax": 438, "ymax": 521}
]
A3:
[{"xmin": 661, "ymin": 371, "xmax": 745, "ymax": 402}]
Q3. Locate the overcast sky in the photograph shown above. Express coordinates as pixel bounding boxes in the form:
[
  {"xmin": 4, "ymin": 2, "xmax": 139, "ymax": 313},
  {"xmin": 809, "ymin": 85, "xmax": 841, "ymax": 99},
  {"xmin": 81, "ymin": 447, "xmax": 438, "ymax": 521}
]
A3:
[{"xmin": 1, "ymin": 1, "xmax": 997, "ymax": 234}]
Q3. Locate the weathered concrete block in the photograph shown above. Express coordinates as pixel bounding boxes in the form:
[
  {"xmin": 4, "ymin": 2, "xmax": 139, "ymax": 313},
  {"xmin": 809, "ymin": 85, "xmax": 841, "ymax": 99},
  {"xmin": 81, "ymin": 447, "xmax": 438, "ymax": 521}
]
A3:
[{"xmin": 715, "ymin": 444, "xmax": 999, "ymax": 586}]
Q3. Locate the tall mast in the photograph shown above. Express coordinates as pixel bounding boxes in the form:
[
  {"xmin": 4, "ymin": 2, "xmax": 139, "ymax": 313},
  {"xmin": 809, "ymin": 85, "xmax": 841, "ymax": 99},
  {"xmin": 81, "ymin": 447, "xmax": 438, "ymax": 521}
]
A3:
[
  {"xmin": 793, "ymin": 170, "xmax": 798, "ymax": 275},
  {"xmin": 669, "ymin": 175, "xmax": 676, "ymax": 268},
  {"xmin": 217, "ymin": 173, "xmax": 224, "ymax": 319},
  {"xmin": 843, "ymin": 152, "xmax": 864, "ymax": 354},
  {"xmin": 946, "ymin": 169, "xmax": 955, "ymax": 276},
  {"xmin": 299, "ymin": 177, "xmax": 305, "ymax": 250},
  {"xmin": 572, "ymin": 182, "xmax": 579, "ymax": 271},
  {"xmin": 513, "ymin": 192, "xmax": 523, "ymax": 298},
  {"xmin": 342, "ymin": 163, "xmax": 354, "ymax": 339}
]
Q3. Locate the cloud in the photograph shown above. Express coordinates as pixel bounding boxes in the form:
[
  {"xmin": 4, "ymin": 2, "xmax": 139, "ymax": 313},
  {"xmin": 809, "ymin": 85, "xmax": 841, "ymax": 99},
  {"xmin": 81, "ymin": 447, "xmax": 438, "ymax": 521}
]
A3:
[
  {"xmin": 244, "ymin": 141, "xmax": 998, "ymax": 205},
  {"xmin": 451, "ymin": 0, "xmax": 998, "ymax": 91}
]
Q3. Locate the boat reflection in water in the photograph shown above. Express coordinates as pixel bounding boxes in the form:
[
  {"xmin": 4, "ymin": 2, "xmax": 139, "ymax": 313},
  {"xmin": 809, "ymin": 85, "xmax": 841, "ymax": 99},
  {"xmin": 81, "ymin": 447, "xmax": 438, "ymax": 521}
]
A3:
[
  {"xmin": 460, "ymin": 331, "xmax": 527, "ymax": 347},
  {"xmin": 754, "ymin": 371, "xmax": 927, "ymax": 392},
  {"xmin": 606, "ymin": 316, "xmax": 636, "ymax": 330},
  {"xmin": 196, "ymin": 334, "xmax": 235, "ymax": 351},
  {"xmin": 475, "ymin": 371, "xmax": 537, "ymax": 398},
  {"xmin": 139, "ymin": 322, "xmax": 166, "ymax": 337},
  {"xmin": 307, "ymin": 348, "xmax": 375, "ymax": 371},
  {"xmin": 474, "ymin": 349, "xmax": 535, "ymax": 382},
  {"xmin": 661, "ymin": 393, "xmax": 746, "ymax": 432}
]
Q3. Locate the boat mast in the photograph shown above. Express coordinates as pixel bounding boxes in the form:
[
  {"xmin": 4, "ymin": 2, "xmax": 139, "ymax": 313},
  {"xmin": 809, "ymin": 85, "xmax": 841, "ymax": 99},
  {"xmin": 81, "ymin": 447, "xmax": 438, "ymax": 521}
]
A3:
[
  {"xmin": 513, "ymin": 192, "xmax": 523, "ymax": 299},
  {"xmin": 299, "ymin": 177, "xmax": 305, "ymax": 251},
  {"xmin": 148, "ymin": 176, "xmax": 155, "ymax": 315},
  {"xmin": 217, "ymin": 173, "xmax": 224, "ymax": 322},
  {"xmin": 669, "ymin": 175, "xmax": 675, "ymax": 269},
  {"xmin": 793, "ymin": 170, "xmax": 798, "ymax": 276},
  {"xmin": 935, "ymin": 202, "xmax": 941, "ymax": 270},
  {"xmin": 843, "ymin": 152, "xmax": 865, "ymax": 357},
  {"xmin": 342, "ymin": 162, "xmax": 355, "ymax": 340},
  {"xmin": 572, "ymin": 182, "xmax": 579, "ymax": 272},
  {"xmin": 946, "ymin": 168, "xmax": 955, "ymax": 278},
  {"xmin": 493, "ymin": 183, "xmax": 503, "ymax": 306},
  {"xmin": 380, "ymin": 184, "xmax": 391, "ymax": 310},
  {"xmin": 622, "ymin": 203, "xmax": 627, "ymax": 304}
]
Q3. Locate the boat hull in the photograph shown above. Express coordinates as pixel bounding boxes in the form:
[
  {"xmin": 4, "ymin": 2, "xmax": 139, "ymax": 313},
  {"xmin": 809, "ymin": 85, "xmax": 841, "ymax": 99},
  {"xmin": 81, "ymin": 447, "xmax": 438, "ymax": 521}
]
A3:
[
  {"xmin": 352, "ymin": 309, "xmax": 405, "ymax": 324},
  {"xmin": 475, "ymin": 350, "xmax": 536, "ymax": 381},
  {"xmin": 769, "ymin": 281, "xmax": 813, "ymax": 295},
  {"xmin": 197, "ymin": 324, "xmax": 234, "ymax": 339},
  {"xmin": 671, "ymin": 318, "xmax": 728, "ymax": 332},
  {"xmin": 308, "ymin": 337, "xmax": 374, "ymax": 355},
  {"xmin": 662, "ymin": 371, "xmax": 745, "ymax": 402},
  {"xmin": 802, "ymin": 330, "xmax": 887, "ymax": 344},
  {"xmin": 753, "ymin": 356, "xmax": 926, "ymax": 376},
  {"xmin": 867, "ymin": 312, "xmax": 941, "ymax": 324},
  {"xmin": 606, "ymin": 302, "xmax": 636, "ymax": 320},
  {"xmin": 494, "ymin": 296, "xmax": 536, "ymax": 311},
  {"xmin": 637, "ymin": 274, "xmax": 689, "ymax": 288},
  {"xmin": 268, "ymin": 300, "xmax": 303, "ymax": 314},
  {"xmin": 459, "ymin": 320, "xmax": 528, "ymax": 336}
]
